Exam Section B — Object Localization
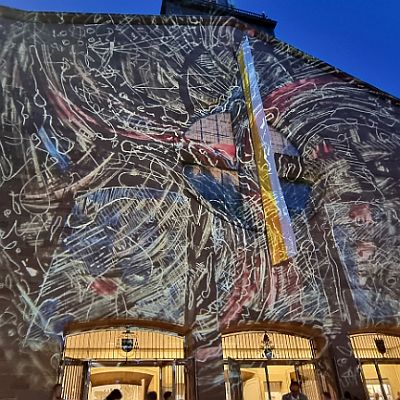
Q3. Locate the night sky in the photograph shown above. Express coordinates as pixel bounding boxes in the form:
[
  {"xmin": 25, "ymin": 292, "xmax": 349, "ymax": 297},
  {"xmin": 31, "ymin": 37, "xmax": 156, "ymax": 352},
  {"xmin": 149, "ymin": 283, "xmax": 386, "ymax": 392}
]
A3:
[{"xmin": 0, "ymin": 0, "xmax": 399, "ymax": 98}]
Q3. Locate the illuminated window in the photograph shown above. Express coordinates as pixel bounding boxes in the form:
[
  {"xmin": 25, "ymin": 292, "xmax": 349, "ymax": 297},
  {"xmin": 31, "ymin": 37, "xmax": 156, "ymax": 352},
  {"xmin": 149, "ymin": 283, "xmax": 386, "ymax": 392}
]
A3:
[
  {"xmin": 222, "ymin": 331, "xmax": 314, "ymax": 360},
  {"xmin": 64, "ymin": 328, "xmax": 185, "ymax": 360},
  {"xmin": 222, "ymin": 331, "xmax": 321, "ymax": 400},
  {"xmin": 350, "ymin": 333, "xmax": 400, "ymax": 400},
  {"xmin": 350, "ymin": 333, "xmax": 400, "ymax": 360},
  {"xmin": 61, "ymin": 328, "xmax": 187, "ymax": 400}
]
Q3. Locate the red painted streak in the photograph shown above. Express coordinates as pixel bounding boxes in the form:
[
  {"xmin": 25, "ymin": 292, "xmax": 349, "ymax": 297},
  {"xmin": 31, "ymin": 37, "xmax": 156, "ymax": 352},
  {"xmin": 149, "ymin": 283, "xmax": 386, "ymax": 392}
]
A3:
[{"xmin": 89, "ymin": 278, "xmax": 118, "ymax": 296}]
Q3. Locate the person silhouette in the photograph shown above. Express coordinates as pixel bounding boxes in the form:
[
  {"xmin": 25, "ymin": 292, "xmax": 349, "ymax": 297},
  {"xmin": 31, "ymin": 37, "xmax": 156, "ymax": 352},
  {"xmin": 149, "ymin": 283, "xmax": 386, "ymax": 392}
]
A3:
[
  {"xmin": 146, "ymin": 392, "xmax": 157, "ymax": 400},
  {"xmin": 105, "ymin": 389, "xmax": 122, "ymax": 400},
  {"xmin": 282, "ymin": 381, "xmax": 308, "ymax": 400}
]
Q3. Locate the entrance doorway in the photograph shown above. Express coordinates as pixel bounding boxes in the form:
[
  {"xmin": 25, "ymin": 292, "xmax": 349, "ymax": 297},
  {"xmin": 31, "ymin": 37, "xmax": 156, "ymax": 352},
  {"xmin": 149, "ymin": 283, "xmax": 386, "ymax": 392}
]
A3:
[
  {"xmin": 89, "ymin": 365, "xmax": 163, "ymax": 400},
  {"xmin": 60, "ymin": 327, "xmax": 186, "ymax": 400},
  {"xmin": 222, "ymin": 331, "xmax": 321, "ymax": 400},
  {"xmin": 359, "ymin": 363, "xmax": 400, "ymax": 400},
  {"xmin": 351, "ymin": 333, "xmax": 400, "ymax": 400}
]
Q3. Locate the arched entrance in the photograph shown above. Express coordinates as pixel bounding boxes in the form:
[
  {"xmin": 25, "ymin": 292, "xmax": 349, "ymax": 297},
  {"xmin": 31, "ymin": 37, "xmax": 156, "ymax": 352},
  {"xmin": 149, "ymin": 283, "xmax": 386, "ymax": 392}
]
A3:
[
  {"xmin": 350, "ymin": 332, "xmax": 400, "ymax": 400},
  {"xmin": 60, "ymin": 327, "xmax": 186, "ymax": 400},
  {"xmin": 222, "ymin": 331, "xmax": 322, "ymax": 400}
]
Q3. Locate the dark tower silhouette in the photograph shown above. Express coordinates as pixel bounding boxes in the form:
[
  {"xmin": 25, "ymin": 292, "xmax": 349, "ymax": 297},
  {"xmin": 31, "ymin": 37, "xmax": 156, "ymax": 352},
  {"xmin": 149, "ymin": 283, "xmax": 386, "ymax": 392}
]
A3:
[{"xmin": 160, "ymin": 0, "xmax": 277, "ymax": 35}]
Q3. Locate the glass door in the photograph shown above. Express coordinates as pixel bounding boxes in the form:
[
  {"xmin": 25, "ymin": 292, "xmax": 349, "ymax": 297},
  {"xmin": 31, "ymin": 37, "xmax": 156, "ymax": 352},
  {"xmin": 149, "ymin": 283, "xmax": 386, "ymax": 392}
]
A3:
[
  {"xmin": 86, "ymin": 361, "xmax": 187, "ymax": 400},
  {"xmin": 227, "ymin": 357, "xmax": 243, "ymax": 400},
  {"xmin": 361, "ymin": 362, "xmax": 400, "ymax": 400},
  {"xmin": 264, "ymin": 365, "xmax": 296, "ymax": 400},
  {"xmin": 225, "ymin": 362, "xmax": 321, "ymax": 400},
  {"xmin": 296, "ymin": 363, "xmax": 321, "ymax": 400},
  {"xmin": 222, "ymin": 331, "xmax": 322, "ymax": 400},
  {"xmin": 161, "ymin": 361, "xmax": 186, "ymax": 400},
  {"xmin": 61, "ymin": 327, "xmax": 187, "ymax": 399}
]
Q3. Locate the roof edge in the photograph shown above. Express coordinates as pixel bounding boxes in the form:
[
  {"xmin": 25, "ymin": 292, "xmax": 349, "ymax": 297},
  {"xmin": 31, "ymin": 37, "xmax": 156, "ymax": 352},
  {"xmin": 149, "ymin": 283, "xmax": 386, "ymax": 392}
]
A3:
[{"xmin": 0, "ymin": 5, "xmax": 398, "ymax": 104}]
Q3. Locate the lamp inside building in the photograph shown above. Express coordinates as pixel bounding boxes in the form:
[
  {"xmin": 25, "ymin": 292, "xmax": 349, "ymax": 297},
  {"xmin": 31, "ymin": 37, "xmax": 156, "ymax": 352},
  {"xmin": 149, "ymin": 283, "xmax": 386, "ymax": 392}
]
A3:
[{"xmin": 375, "ymin": 338, "xmax": 387, "ymax": 356}]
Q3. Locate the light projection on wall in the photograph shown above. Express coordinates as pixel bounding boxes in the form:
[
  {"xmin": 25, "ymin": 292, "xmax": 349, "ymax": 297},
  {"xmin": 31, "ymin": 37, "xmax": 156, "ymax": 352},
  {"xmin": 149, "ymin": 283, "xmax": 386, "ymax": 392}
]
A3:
[{"xmin": 0, "ymin": 5, "xmax": 400, "ymax": 399}]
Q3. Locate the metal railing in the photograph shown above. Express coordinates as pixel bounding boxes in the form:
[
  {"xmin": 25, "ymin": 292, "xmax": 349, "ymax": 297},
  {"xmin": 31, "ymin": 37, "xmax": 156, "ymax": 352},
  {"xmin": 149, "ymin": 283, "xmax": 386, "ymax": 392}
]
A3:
[
  {"xmin": 222, "ymin": 331, "xmax": 314, "ymax": 360},
  {"xmin": 350, "ymin": 333, "xmax": 400, "ymax": 360},
  {"xmin": 64, "ymin": 328, "xmax": 185, "ymax": 360},
  {"xmin": 182, "ymin": 0, "xmax": 276, "ymax": 24}
]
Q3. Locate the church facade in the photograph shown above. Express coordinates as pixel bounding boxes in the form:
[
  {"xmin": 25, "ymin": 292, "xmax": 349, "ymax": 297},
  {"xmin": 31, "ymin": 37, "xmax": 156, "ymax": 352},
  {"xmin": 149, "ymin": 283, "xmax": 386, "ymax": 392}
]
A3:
[{"xmin": 0, "ymin": 1, "xmax": 400, "ymax": 399}]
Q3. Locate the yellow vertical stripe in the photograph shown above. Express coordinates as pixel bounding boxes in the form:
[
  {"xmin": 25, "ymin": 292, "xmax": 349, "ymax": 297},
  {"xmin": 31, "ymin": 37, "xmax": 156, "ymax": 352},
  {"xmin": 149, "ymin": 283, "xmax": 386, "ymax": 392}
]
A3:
[{"xmin": 238, "ymin": 43, "xmax": 293, "ymax": 265}]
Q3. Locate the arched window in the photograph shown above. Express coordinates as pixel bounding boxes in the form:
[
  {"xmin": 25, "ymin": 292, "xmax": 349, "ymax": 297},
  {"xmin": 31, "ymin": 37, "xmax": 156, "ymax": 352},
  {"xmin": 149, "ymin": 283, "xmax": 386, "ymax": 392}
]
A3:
[
  {"xmin": 64, "ymin": 328, "xmax": 185, "ymax": 360},
  {"xmin": 61, "ymin": 327, "xmax": 186, "ymax": 400},
  {"xmin": 222, "ymin": 331, "xmax": 321, "ymax": 400},
  {"xmin": 350, "ymin": 332, "xmax": 400, "ymax": 399},
  {"xmin": 222, "ymin": 330, "xmax": 313, "ymax": 360}
]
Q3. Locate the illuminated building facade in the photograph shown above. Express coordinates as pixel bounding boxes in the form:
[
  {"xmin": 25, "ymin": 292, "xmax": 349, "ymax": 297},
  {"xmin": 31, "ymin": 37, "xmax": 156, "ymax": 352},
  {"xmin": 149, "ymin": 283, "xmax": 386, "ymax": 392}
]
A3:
[{"xmin": 0, "ymin": 0, "xmax": 400, "ymax": 399}]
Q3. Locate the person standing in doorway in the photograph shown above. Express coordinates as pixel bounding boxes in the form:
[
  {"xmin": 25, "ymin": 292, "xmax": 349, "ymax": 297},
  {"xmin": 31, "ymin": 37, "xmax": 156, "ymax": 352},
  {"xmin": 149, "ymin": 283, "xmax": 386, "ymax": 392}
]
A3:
[
  {"xmin": 146, "ymin": 392, "xmax": 157, "ymax": 400},
  {"xmin": 282, "ymin": 381, "xmax": 308, "ymax": 400},
  {"xmin": 105, "ymin": 389, "xmax": 122, "ymax": 400}
]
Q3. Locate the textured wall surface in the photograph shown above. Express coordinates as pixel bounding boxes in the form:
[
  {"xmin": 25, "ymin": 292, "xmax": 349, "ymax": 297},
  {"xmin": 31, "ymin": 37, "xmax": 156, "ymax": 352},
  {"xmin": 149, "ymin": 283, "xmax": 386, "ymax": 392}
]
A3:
[
  {"xmin": 254, "ymin": 37, "xmax": 400, "ymax": 328},
  {"xmin": 0, "ymin": 7, "xmax": 399, "ymax": 399}
]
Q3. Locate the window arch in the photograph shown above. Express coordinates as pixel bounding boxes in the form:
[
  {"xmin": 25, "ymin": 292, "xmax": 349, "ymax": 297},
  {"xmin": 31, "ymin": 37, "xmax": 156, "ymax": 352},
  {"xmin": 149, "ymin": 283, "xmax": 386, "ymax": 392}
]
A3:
[
  {"xmin": 222, "ymin": 330, "xmax": 314, "ymax": 360},
  {"xmin": 64, "ymin": 327, "xmax": 185, "ymax": 361},
  {"xmin": 350, "ymin": 332, "xmax": 400, "ymax": 360},
  {"xmin": 222, "ymin": 330, "xmax": 321, "ymax": 400},
  {"xmin": 61, "ymin": 327, "xmax": 186, "ymax": 400},
  {"xmin": 350, "ymin": 332, "xmax": 400, "ymax": 399}
]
